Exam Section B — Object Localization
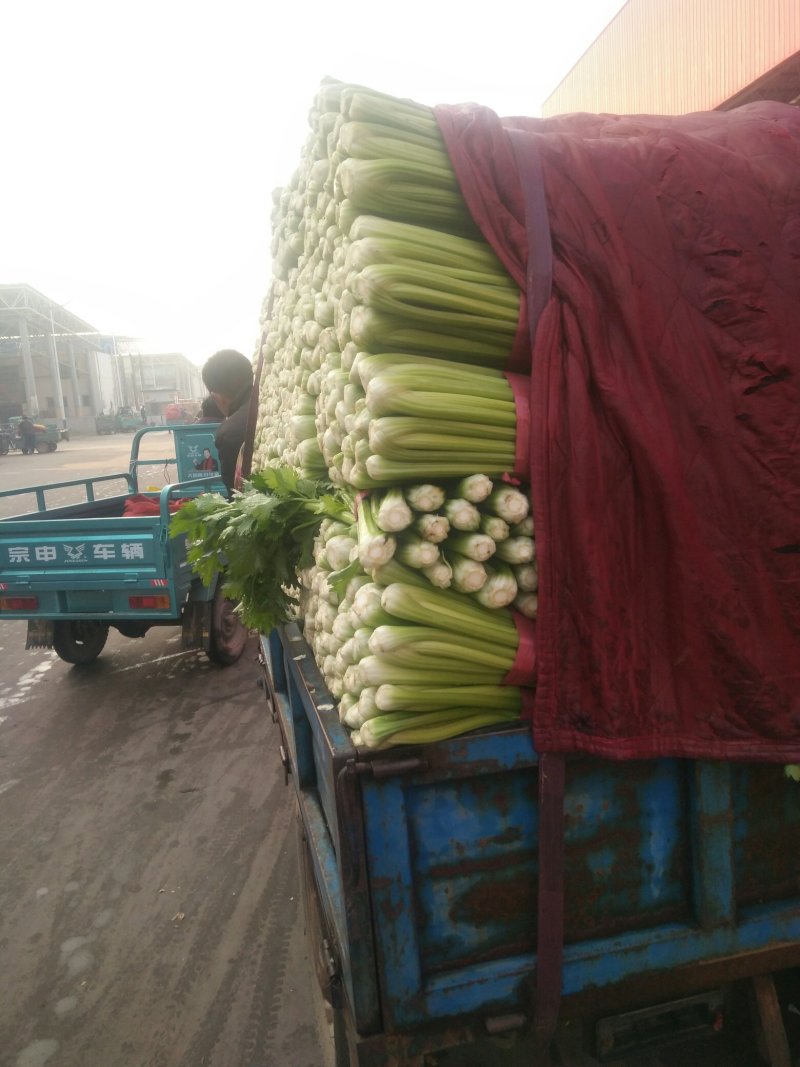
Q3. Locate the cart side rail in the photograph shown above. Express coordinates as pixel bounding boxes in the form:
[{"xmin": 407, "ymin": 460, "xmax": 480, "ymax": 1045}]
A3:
[{"xmin": 0, "ymin": 472, "xmax": 135, "ymax": 517}]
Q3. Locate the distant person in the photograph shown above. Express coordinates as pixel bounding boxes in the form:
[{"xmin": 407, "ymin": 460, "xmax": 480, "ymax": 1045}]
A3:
[
  {"xmin": 201, "ymin": 349, "xmax": 253, "ymax": 495},
  {"xmin": 140, "ymin": 404, "xmax": 147, "ymax": 424},
  {"xmin": 195, "ymin": 395, "xmax": 224, "ymax": 423},
  {"xmin": 194, "ymin": 447, "xmax": 219, "ymax": 472},
  {"xmin": 17, "ymin": 415, "xmax": 36, "ymax": 455}
]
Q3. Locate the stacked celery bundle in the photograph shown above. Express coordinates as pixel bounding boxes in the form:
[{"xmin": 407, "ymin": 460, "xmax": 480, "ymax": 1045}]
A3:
[
  {"xmin": 252, "ymin": 80, "xmax": 520, "ymax": 483},
  {"xmin": 356, "ymin": 479, "xmax": 537, "ymax": 614},
  {"xmin": 300, "ymin": 525, "xmax": 522, "ymax": 748},
  {"xmin": 251, "ymin": 80, "xmax": 537, "ymax": 748}
]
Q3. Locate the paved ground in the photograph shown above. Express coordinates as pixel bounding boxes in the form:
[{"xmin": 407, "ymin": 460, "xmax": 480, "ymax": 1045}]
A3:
[
  {"xmin": 0, "ymin": 623, "xmax": 331, "ymax": 1067},
  {"xmin": 0, "ymin": 438, "xmax": 332, "ymax": 1067}
]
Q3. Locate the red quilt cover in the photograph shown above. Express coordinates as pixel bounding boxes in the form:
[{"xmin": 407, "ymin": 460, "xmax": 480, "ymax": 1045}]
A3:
[{"xmin": 436, "ymin": 102, "xmax": 800, "ymax": 760}]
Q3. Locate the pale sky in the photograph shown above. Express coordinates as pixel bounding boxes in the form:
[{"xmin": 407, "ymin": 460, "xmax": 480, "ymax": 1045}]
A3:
[{"xmin": 2, "ymin": 0, "xmax": 626, "ymax": 366}]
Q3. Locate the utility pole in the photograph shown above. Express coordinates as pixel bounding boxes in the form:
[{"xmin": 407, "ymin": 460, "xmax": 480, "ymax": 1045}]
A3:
[
  {"xmin": 48, "ymin": 305, "xmax": 67, "ymax": 422},
  {"xmin": 18, "ymin": 316, "xmax": 39, "ymax": 416}
]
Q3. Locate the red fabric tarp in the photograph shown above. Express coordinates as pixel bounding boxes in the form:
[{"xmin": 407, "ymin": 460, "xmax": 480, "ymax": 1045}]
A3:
[
  {"xmin": 435, "ymin": 102, "xmax": 800, "ymax": 761},
  {"xmin": 122, "ymin": 495, "xmax": 187, "ymax": 516}
]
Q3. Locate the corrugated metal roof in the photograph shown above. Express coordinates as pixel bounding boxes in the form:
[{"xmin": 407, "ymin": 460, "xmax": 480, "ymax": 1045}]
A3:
[{"xmin": 543, "ymin": 0, "xmax": 800, "ymax": 116}]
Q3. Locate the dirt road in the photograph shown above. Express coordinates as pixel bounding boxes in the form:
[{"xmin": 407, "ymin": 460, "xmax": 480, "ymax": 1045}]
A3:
[{"xmin": 0, "ymin": 622, "xmax": 328, "ymax": 1067}]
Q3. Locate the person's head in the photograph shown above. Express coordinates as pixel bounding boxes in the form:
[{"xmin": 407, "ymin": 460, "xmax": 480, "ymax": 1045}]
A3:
[
  {"xmin": 203, "ymin": 448, "xmax": 211, "ymax": 459},
  {"xmin": 201, "ymin": 350, "xmax": 253, "ymax": 416}
]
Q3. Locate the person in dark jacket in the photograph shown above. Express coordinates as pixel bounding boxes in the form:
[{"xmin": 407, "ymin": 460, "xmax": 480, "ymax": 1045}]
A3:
[
  {"xmin": 201, "ymin": 349, "xmax": 253, "ymax": 494},
  {"xmin": 17, "ymin": 415, "xmax": 36, "ymax": 455}
]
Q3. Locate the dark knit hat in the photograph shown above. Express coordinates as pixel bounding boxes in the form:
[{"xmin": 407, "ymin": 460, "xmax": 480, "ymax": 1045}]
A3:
[{"xmin": 201, "ymin": 349, "xmax": 253, "ymax": 398}]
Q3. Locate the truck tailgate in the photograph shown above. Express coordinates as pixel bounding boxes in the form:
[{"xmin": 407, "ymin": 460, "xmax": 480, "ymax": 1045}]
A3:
[
  {"xmin": 0, "ymin": 514, "xmax": 184, "ymax": 618},
  {"xmin": 263, "ymin": 625, "xmax": 800, "ymax": 1040}
]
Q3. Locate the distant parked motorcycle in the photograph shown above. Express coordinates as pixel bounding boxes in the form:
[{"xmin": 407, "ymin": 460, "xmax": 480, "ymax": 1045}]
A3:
[{"xmin": 0, "ymin": 429, "xmax": 12, "ymax": 455}]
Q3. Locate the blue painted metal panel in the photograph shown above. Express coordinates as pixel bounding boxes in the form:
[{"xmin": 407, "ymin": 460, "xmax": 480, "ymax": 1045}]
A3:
[
  {"xmin": 689, "ymin": 762, "xmax": 735, "ymax": 927},
  {"xmin": 299, "ymin": 789, "xmax": 350, "ymax": 979},
  {"xmin": 0, "ymin": 509, "xmax": 192, "ymax": 618},
  {"xmin": 261, "ymin": 630, "xmax": 383, "ymax": 1035},
  {"xmin": 363, "ymin": 751, "xmax": 692, "ymax": 1029},
  {"xmin": 263, "ymin": 624, "xmax": 800, "ymax": 1043}
]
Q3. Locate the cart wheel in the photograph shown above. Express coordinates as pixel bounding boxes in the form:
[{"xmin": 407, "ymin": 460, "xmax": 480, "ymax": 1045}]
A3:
[
  {"xmin": 52, "ymin": 620, "xmax": 109, "ymax": 664},
  {"xmin": 207, "ymin": 584, "xmax": 248, "ymax": 665}
]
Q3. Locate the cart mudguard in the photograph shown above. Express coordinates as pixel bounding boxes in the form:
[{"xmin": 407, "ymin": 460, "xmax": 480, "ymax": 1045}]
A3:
[{"xmin": 26, "ymin": 619, "xmax": 54, "ymax": 649}]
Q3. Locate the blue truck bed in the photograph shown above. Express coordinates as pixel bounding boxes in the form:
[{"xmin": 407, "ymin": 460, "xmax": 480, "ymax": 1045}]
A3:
[{"xmin": 260, "ymin": 624, "xmax": 800, "ymax": 1065}]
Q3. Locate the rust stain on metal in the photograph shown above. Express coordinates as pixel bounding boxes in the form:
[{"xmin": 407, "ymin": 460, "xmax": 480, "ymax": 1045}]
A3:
[
  {"xmin": 452, "ymin": 873, "xmax": 536, "ymax": 926},
  {"xmin": 430, "ymin": 847, "xmax": 537, "ymax": 882}
]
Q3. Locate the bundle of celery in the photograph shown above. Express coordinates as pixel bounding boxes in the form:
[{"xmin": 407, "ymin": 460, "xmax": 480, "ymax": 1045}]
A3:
[
  {"xmin": 304, "ymin": 541, "xmax": 523, "ymax": 749},
  {"xmin": 356, "ymin": 479, "xmax": 537, "ymax": 615},
  {"xmin": 173, "ymin": 462, "xmax": 528, "ymax": 748},
  {"xmin": 243, "ymin": 79, "xmax": 536, "ymax": 748},
  {"xmin": 252, "ymin": 80, "xmax": 520, "ymax": 484},
  {"xmin": 325, "ymin": 351, "xmax": 517, "ymax": 489}
]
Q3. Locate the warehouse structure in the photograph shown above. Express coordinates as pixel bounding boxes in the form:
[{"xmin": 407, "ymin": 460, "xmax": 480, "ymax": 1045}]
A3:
[
  {"xmin": 542, "ymin": 0, "xmax": 800, "ymax": 116},
  {"xmin": 111, "ymin": 347, "xmax": 205, "ymax": 414},
  {"xmin": 0, "ymin": 284, "xmax": 111, "ymax": 430},
  {"xmin": 0, "ymin": 285, "xmax": 204, "ymax": 431}
]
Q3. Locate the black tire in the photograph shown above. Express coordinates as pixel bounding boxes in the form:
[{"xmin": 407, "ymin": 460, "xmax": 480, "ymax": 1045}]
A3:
[
  {"xmin": 207, "ymin": 584, "xmax": 248, "ymax": 665},
  {"xmin": 52, "ymin": 620, "xmax": 109, "ymax": 664}
]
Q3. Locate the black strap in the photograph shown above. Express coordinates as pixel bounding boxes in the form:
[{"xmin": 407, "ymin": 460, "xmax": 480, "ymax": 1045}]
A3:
[
  {"xmin": 533, "ymin": 753, "xmax": 566, "ymax": 1062},
  {"xmin": 505, "ymin": 126, "xmax": 564, "ymax": 1062},
  {"xmin": 241, "ymin": 284, "xmax": 275, "ymax": 479}
]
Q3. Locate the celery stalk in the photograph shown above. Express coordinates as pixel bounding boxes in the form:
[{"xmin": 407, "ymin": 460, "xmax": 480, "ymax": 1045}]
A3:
[{"xmin": 375, "ymin": 683, "xmax": 522, "ymax": 714}]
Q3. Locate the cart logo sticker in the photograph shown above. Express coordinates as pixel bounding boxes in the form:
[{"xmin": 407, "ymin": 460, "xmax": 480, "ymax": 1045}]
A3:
[
  {"xmin": 121, "ymin": 543, "xmax": 145, "ymax": 560},
  {"xmin": 4, "ymin": 542, "xmax": 154, "ymax": 566},
  {"xmin": 180, "ymin": 436, "xmax": 221, "ymax": 481}
]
